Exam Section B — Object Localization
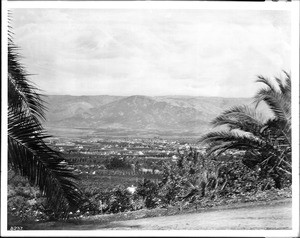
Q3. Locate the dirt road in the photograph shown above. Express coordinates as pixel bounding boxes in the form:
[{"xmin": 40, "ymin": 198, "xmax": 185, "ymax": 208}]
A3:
[{"xmin": 98, "ymin": 200, "xmax": 292, "ymax": 230}]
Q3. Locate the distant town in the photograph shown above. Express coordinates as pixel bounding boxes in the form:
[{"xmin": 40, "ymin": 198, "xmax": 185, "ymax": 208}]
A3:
[{"xmin": 45, "ymin": 136, "xmax": 206, "ymax": 177}]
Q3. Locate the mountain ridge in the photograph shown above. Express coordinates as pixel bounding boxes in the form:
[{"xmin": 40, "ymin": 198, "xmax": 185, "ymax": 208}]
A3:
[{"xmin": 43, "ymin": 95, "xmax": 270, "ymax": 137}]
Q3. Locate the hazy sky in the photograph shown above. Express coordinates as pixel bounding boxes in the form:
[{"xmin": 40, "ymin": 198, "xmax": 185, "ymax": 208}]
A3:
[{"xmin": 11, "ymin": 9, "xmax": 291, "ymax": 97}]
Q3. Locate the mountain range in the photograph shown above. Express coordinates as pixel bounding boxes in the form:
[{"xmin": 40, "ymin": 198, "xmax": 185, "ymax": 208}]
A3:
[{"xmin": 43, "ymin": 95, "xmax": 269, "ymax": 138}]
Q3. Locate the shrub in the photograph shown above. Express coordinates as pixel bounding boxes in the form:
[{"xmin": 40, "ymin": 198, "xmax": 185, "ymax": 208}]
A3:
[
  {"xmin": 136, "ymin": 179, "xmax": 160, "ymax": 208},
  {"xmin": 105, "ymin": 157, "xmax": 131, "ymax": 170}
]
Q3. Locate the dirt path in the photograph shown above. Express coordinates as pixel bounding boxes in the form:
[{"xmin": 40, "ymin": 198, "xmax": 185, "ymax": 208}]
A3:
[
  {"xmin": 97, "ymin": 199, "xmax": 292, "ymax": 230},
  {"xmin": 27, "ymin": 199, "xmax": 291, "ymax": 230}
]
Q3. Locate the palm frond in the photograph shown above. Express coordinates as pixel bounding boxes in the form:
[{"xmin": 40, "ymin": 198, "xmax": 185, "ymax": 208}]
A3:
[
  {"xmin": 256, "ymin": 75, "xmax": 278, "ymax": 94},
  {"xmin": 199, "ymin": 130, "xmax": 268, "ymax": 155},
  {"xmin": 275, "ymin": 77, "xmax": 285, "ymax": 95},
  {"xmin": 254, "ymin": 88, "xmax": 291, "ymax": 123},
  {"xmin": 254, "ymin": 74, "xmax": 291, "ymax": 124},
  {"xmin": 8, "ymin": 41, "xmax": 46, "ymax": 121},
  {"xmin": 275, "ymin": 72, "xmax": 291, "ymax": 97},
  {"xmin": 8, "ymin": 110, "xmax": 83, "ymax": 216},
  {"xmin": 211, "ymin": 105, "xmax": 265, "ymax": 137}
]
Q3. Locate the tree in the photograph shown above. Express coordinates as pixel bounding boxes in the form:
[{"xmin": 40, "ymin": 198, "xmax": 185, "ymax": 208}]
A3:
[
  {"xmin": 199, "ymin": 73, "xmax": 291, "ymax": 189},
  {"xmin": 8, "ymin": 20, "xmax": 83, "ymax": 218},
  {"xmin": 136, "ymin": 179, "xmax": 159, "ymax": 208}
]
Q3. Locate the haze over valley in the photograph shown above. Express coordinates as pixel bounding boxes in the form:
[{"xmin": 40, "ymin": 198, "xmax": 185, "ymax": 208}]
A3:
[{"xmin": 43, "ymin": 95, "xmax": 267, "ymax": 139}]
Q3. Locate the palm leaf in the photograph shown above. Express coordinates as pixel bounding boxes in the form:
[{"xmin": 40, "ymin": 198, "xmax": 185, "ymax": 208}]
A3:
[
  {"xmin": 199, "ymin": 130, "xmax": 268, "ymax": 155},
  {"xmin": 8, "ymin": 110, "xmax": 83, "ymax": 216},
  {"xmin": 275, "ymin": 72, "xmax": 291, "ymax": 97},
  {"xmin": 8, "ymin": 36, "xmax": 46, "ymax": 121},
  {"xmin": 254, "ymin": 88, "xmax": 291, "ymax": 123},
  {"xmin": 254, "ymin": 74, "xmax": 291, "ymax": 124},
  {"xmin": 256, "ymin": 75, "xmax": 278, "ymax": 95},
  {"xmin": 211, "ymin": 105, "xmax": 265, "ymax": 137}
]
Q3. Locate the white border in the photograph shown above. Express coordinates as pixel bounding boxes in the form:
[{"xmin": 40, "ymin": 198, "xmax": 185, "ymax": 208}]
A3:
[
  {"xmin": 1, "ymin": 0, "xmax": 295, "ymax": 10},
  {"xmin": 291, "ymin": 0, "xmax": 300, "ymax": 236},
  {"xmin": 1, "ymin": 3, "xmax": 9, "ymax": 237},
  {"xmin": 1, "ymin": 1, "xmax": 299, "ymax": 237}
]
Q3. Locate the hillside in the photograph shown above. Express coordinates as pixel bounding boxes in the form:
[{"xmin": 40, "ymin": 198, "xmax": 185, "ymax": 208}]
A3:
[{"xmin": 43, "ymin": 95, "xmax": 269, "ymax": 138}]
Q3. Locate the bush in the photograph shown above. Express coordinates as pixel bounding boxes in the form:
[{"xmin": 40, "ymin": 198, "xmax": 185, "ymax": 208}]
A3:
[
  {"xmin": 7, "ymin": 182, "xmax": 48, "ymax": 222},
  {"xmin": 136, "ymin": 179, "xmax": 160, "ymax": 208},
  {"xmin": 109, "ymin": 186, "xmax": 133, "ymax": 213},
  {"xmin": 105, "ymin": 157, "xmax": 131, "ymax": 170}
]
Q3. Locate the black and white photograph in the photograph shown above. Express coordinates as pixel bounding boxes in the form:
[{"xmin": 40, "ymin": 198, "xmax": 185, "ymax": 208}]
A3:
[{"xmin": 1, "ymin": 1, "xmax": 299, "ymax": 236}]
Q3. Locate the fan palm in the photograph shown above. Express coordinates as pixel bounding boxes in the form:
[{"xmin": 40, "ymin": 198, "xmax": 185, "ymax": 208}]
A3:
[
  {"xmin": 200, "ymin": 73, "xmax": 291, "ymax": 189},
  {"xmin": 8, "ymin": 24, "xmax": 83, "ymax": 218}
]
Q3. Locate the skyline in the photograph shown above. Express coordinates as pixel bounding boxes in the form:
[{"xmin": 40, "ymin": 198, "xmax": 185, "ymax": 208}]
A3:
[
  {"xmin": 43, "ymin": 93, "xmax": 253, "ymax": 99},
  {"xmin": 11, "ymin": 9, "xmax": 291, "ymax": 97}
]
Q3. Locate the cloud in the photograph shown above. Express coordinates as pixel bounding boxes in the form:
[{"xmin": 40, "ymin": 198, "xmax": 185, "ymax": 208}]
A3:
[{"xmin": 11, "ymin": 8, "xmax": 291, "ymax": 97}]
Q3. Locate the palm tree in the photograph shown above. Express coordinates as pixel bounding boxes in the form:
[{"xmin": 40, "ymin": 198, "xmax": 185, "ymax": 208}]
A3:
[
  {"xmin": 8, "ymin": 21, "xmax": 83, "ymax": 218},
  {"xmin": 199, "ymin": 73, "xmax": 291, "ymax": 189}
]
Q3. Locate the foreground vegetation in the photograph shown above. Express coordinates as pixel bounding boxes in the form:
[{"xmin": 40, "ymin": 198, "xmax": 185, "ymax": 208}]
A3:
[
  {"xmin": 200, "ymin": 72, "xmax": 291, "ymax": 190},
  {"xmin": 8, "ymin": 145, "xmax": 292, "ymax": 227}
]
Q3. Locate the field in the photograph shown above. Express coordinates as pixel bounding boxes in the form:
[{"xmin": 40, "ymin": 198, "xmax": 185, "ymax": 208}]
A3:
[
  {"xmin": 46, "ymin": 136, "xmax": 190, "ymax": 192},
  {"xmin": 77, "ymin": 168, "xmax": 162, "ymax": 192}
]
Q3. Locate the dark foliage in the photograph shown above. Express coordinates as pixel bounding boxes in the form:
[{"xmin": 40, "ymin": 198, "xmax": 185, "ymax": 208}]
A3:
[
  {"xmin": 137, "ymin": 179, "xmax": 160, "ymax": 208},
  {"xmin": 105, "ymin": 157, "xmax": 131, "ymax": 170},
  {"xmin": 199, "ymin": 73, "xmax": 291, "ymax": 189}
]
